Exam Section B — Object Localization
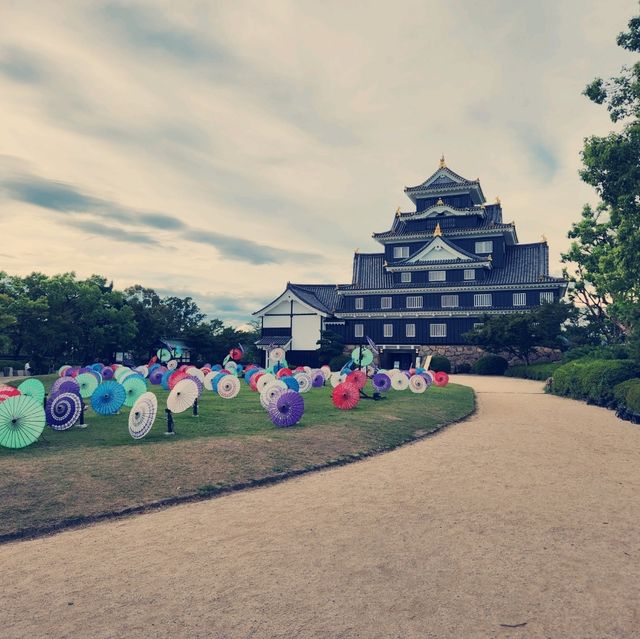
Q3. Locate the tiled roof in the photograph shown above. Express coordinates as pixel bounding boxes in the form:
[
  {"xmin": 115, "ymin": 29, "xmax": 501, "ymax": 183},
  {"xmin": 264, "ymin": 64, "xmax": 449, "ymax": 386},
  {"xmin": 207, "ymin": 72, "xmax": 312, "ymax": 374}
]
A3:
[
  {"xmin": 255, "ymin": 336, "xmax": 291, "ymax": 346},
  {"xmin": 404, "ymin": 167, "xmax": 476, "ymax": 191},
  {"xmin": 288, "ymin": 284, "xmax": 340, "ymax": 314},
  {"xmin": 400, "ymin": 237, "xmax": 484, "ymax": 263},
  {"xmin": 374, "ymin": 218, "xmax": 514, "ymax": 239},
  {"xmin": 342, "ymin": 243, "xmax": 565, "ymax": 291}
]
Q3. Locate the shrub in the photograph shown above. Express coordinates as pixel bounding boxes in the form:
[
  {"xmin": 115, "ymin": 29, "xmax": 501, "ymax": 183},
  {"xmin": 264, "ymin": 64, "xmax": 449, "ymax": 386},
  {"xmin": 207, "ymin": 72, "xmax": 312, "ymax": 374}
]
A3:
[
  {"xmin": 329, "ymin": 354, "xmax": 351, "ymax": 371},
  {"xmin": 455, "ymin": 362, "xmax": 472, "ymax": 374},
  {"xmin": 626, "ymin": 383, "xmax": 640, "ymax": 414},
  {"xmin": 553, "ymin": 359, "xmax": 638, "ymax": 404},
  {"xmin": 471, "ymin": 355, "xmax": 509, "ymax": 376},
  {"xmin": 429, "ymin": 355, "xmax": 451, "ymax": 373},
  {"xmin": 613, "ymin": 379, "xmax": 639, "ymax": 406},
  {"xmin": 505, "ymin": 362, "xmax": 561, "ymax": 380},
  {"xmin": 562, "ymin": 344, "xmax": 629, "ymax": 362},
  {"xmin": 0, "ymin": 359, "xmax": 26, "ymax": 370}
]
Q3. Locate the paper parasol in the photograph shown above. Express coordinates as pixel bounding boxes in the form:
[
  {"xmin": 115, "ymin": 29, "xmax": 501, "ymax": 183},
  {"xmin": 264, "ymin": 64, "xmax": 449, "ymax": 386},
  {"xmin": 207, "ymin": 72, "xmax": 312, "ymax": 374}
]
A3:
[
  {"xmin": 168, "ymin": 370, "xmax": 187, "ymax": 390},
  {"xmin": 249, "ymin": 372, "xmax": 264, "ymax": 392},
  {"xmin": 77, "ymin": 372, "xmax": 99, "ymax": 399},
  {"xmin": 372, "ymin": 372, "xmax": 392, "ymax": 392},
  {"xmin": 329, "ymin": 372, "xmax": 343, "ymax": 388},
  {"xmin": 0, "ymin": 386, "xmax": 21, "ymax": 403},
  {"xmin": 332, "ymin": 382, "xmax": 360, "ymax": 410},
  {"xmin": 160, "ymin": 370, "xmax": 172, "ymax": 390},
  {"xmin": 185, "ymin": 374, "xmax": 204, "ymax": 396},
  {"xmin": 122, "ymin": 375, "xmax": 147, "ymax": 407},
  {"xmin": 18, "ymin": 378, "xmax": 45, "ymax": 403},
  {"xmin": 293, "ymin": 372, "xmax": 312, "ymax": 393},
  {"xmin": 391, "ymin": 373, "xmax": 409, "ymax": 391},
  {"xmin": 128, "ymin": 392, "xmax": 158, "ymax": 439},
  {"xmin": 149, "ymin": 367, "xmax": 165, "ymax": 385},
  {"xmin": 224, "ymin": 360, "xmax": 238, "ymax": 373},
  {"xmin": 101, "ymin": 367, "xmax": 114, "ymax": 380},
  {"xmin": 0, "ymin": 395, "xmax": 46, "ymax": 448},
  {"xmin": 260, "ymin": 380, "xmax": 287, "ymax": 410},
  {"xmin": 270, "ymin": 347, "xmax": 285, "ymax": 362},
  {"xmin": 46, "ymin": 391, "xmax": 82, "ymax": 430},
  {"xmin": 186, "ymin": 367, "xmax": 205, "ymax": 383},
  {"xmin": 351, "ymin": 347, "xmax": 374, "ymax": 366},
  {"xmin": 347, "ymin": 370, "xmax": 367, "ymax": 390},
  {"xmin": 256, "ymin": 373, "xmax": 275, "ymax": 393},
  {"xmin": 134, "ymin": 365, "xmax": 149, "ymax": 378},
  {"xmin": 58, "ymin": 365, "xmax": 72, "ymax": 377},
  {"xmin": 433, "ymin": 371, "xmax": 449, "ymax": 387},
  {"xmin": 282, "ymin": 376, "xmax": 299, "ymax": 392},
  {"xmin": 230, "ymin": 347, "xmax": 242, "ymax": 361},
  {"xmin": 91, "ymin": 381, "xmax": 126, "ymax": 416},
  {"xmin": 409, "ymin": 375, "xmax": 427, "ymax": 393},
  {"xmin": 167, "ymin": 378, "xmax": 198, "ymax": 413},
  {"xmin": 311, "ymin": 372, "xmax": 325, "ymax": 388},
  {"xmin": 268, "ymin": 390, "xmax": 304, "ymax": 427},
  {"xmin": 420, "ymin": 373, "xmax": 433, "ymax": 388},
  {"xmin": 276, "ymin": 368, "xmax": 292, "ymax": 379},
  {"xmin": 217, "ymin": 375, "xmax": 240, "ymax": 399},
  {"xmin": 167, "ymin": 359, "xmax": 178, "ymax": 371},
  {"xmin": 156, "ymin": 348, "xmax": 171, "ymax": 363},
  {"xmin": 203, "ymin": 371, "xmax": 217, "ymax": 391}
]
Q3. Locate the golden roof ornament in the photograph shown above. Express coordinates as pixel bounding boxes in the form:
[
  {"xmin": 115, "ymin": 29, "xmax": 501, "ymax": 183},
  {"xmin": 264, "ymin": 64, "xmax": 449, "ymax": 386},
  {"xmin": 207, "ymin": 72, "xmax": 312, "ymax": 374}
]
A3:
[
  {"xmin": 495, "ymin": 195, "xmax": 501, "ymax": 204},
  {"xmin": 395, "ymin": 207, "xmax": 401, "ymax": 217},
  {"xmin": 541, "ymin": 234, "xmax": 548, "ymax": 243},
  {"xmin": 434, "ymin": 222, "xmax": 442, "ymax": 237},
  {"xmin": 436, "ymin": 198, "xmax": 444, "ymax": 206},
  {"xmin": 355, "ymin": 248, "xmax": 360, "ymax": 254},
  {"xmin": 439, "ymin": 154, "xmax": 446, "ymax": 168}
]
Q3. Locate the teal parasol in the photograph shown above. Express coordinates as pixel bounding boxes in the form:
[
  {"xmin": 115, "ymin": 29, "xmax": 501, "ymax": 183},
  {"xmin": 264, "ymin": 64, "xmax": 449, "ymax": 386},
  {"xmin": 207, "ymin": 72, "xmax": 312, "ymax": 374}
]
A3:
[
  {"xmin": 18, "ymin": 378, "xmax": 45, "ymax": 403},
  {"xmin": 0, "ymin": 395, "xmax": 46, "ymax": 448}
]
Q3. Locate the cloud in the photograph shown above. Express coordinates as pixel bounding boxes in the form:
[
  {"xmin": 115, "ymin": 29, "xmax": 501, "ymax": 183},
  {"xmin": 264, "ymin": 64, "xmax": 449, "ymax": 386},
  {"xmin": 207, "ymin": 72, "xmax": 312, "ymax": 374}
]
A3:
[
  {"xmin": 0, "ymin": 47, "xmax": 44, "ymax": 84},
  {"xmin": 0, "ymin": 166, "xmax": 319, "ymax": 264}
]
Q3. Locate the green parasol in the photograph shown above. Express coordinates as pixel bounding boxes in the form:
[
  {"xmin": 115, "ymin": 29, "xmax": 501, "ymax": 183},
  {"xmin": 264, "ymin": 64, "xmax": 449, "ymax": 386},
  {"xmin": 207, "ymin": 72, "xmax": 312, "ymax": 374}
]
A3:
[
  {"xmin": 122, "ymin": 375, "xmax": 147, "ymax": 407},
  {"xmin": 76, "ymin": 372, "xmax": 99, "ymax": 399},
  {"xmin": 18, "ymin": 378, "xmax": 45, "ymax": 403},
  {"xmin": 0, "ymin": 395, "xmax": 46, "ymax": 449}
]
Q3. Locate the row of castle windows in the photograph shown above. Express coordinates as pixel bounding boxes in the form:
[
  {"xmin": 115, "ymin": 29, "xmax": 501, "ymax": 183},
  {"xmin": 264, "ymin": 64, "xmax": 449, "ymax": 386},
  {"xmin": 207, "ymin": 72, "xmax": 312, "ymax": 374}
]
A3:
[
  {"xmin": 354, "ymin": 322, "xmax": 484, "ymax": 339},
  {"xmin": 392, "ymin": 241, "xmax": 493, "ymax": 260},
  {"xmin": 354, "ymin": 291, "xmax": 553, "ymax": 310},
  {"xmin": 400, "ymin": 269, "xmax": 476, "ymax": 283}
]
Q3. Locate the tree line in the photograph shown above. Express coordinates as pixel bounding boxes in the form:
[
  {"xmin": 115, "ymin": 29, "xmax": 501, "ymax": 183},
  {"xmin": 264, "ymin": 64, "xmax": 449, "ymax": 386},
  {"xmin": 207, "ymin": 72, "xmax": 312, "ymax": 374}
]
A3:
[{"xmin": 0, "ymin": 272, "xmax": 259, "ymax": 372}]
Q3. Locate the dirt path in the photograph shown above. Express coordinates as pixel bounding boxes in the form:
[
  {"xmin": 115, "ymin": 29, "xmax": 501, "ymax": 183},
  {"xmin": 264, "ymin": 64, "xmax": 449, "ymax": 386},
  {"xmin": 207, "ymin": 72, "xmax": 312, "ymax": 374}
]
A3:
[{"xmin": 2, "ymin": 376, "xmax": 639, "ymax": 639}]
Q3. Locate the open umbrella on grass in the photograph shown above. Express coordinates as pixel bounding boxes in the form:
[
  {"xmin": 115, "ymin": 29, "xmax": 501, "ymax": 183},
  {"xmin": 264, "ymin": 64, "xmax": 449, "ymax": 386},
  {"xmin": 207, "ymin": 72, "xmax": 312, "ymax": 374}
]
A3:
[
  {"xmin": 268, "ymin": 390, "xmax": 304, "ymax": 427},
  {"xmin": 18, "ymin": 378, "xmax": 45, "ymax": 403},
  {"xmin": 46, "ymin": 392, "xmax": 82, "ymax": 430},
  {"xmin": 217, "ymin": 375, "xmax": 240, "ymax": 399},
  {"xmin": 91, "ymin": 381, "xmax": 126, "ymax": 416},
  {"xmin": 167, "ymin": 379, "xmax": 198, "ymax": 414},
  {"xmin": 128, "ymin": 392, "xmax": 158, "ymax": 439},
  {"xmin": 122, "ymin": 375, "xmax": 147, "ymax": 407},
  {"xmin": 0, "ymin": 395, "xmax": 46, "ymax": 448},
  {"xmin": 332, "ymin": 382, "xmax": 360, "ymax": 410},
  {"xmin": 77, "ymin": 372, "xmax": 99, "ymax": 399}
]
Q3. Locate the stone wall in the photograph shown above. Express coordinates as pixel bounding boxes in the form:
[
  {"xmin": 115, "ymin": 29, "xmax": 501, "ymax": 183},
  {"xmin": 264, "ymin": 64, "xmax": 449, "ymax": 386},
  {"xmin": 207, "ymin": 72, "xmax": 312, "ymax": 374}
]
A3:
[{"xmin": 417, "ymin": 345, "xmax": 562, "ymax": 368}]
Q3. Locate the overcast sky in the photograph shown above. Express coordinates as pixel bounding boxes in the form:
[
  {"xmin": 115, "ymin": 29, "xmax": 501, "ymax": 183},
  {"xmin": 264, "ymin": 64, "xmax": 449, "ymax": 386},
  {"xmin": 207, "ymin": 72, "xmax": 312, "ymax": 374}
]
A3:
[{"xmin": 0, "ymin": 1, "xmax": 636, "ymax": 324}]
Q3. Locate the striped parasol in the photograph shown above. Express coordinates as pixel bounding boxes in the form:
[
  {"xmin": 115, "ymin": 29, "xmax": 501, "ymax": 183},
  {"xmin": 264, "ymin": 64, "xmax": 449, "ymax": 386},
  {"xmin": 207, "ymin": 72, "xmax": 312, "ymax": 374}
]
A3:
[
  {"xmin": 409, "ymin": 375, "xmax": 428, "ymax": 393},
  {"xmin": 293, "ymin": 372, "xmax": 312, "ymax": 393},
  {"xmin": 391, "ymin": 373, "xmax": 410, "ymax": 391},
  {"xmin": 128, "ymin": 392, "xmax": 158, "ymax": 439},
  {"xmin": 46, "ymin": 392, "xmax": 82, "ymax": 430},
  {"xmin": 217, "ymin": 375, "xmax": 240, "ymax": 399},
  {"xmin": 259, "ymin": 380, "xmax": 287, "ymax": 410},
  {"xmin": 0, "ymin": 395, "xmax": 46, "ymax": 448}
]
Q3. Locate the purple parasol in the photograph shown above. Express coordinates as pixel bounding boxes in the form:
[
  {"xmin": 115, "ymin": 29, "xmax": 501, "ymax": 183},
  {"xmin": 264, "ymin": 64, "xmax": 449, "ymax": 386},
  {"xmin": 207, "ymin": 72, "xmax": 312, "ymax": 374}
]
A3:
[
  {"xmin": 268, "ymin": 390, "xmax": 304, "ymax": 427},
  {"xmin": 51, "ymin": 376, "xmax": 79, "ymax": 395},
  {"xmin": 372, "ymin": 373, "xmax": 391, "ymax": 392},
  {"xmin": 185, "ymin": 374, "xmax": 204, "ymax": 397},
  {"xmin": 46, "ymin": 392, "xmax": 82, "ymax": 430},
  {"xmin": 311, "ymin": 372, "xmax": 325, "ymax": 388},
  {"xmin": 101, "ymin": 367, "xmax": 114, "ymax": 380},
  {"xmin": 149, "ymin": 367, "xmax": 165, "ymax": 385}
]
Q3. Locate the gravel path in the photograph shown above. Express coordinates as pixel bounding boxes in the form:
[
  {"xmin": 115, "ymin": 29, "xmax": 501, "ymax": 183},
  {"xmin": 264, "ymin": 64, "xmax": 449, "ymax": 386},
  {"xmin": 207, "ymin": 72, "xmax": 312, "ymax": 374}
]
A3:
[{"xmin": 2, "ymin": 375, "xmax": 639, "ymax": 638}]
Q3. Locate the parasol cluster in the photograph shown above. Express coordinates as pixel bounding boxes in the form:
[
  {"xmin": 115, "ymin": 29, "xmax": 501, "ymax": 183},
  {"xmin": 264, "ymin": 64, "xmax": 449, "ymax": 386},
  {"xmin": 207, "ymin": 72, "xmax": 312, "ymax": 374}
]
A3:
[{"xmin": 0, "ymin": 342, "xmax": 449, "ymax": 448}]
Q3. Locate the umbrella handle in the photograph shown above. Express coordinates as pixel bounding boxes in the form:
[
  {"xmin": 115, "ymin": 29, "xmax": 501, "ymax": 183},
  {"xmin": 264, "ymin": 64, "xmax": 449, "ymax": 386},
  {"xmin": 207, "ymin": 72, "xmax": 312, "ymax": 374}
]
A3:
[
  {"xmin": 192, "ymin": 397, "xmax": 199, "ymax": 418},
  {"xmin": 165, "ymin": 408, "xmax": 175, "ymax": 436}
]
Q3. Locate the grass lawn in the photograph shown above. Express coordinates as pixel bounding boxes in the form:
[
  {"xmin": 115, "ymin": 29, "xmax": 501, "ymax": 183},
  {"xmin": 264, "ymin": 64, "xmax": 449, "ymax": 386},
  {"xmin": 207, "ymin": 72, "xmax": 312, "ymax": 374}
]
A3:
[{"xmin": 0, "ymin": 374, "xmax": 474, "ymax": 539}]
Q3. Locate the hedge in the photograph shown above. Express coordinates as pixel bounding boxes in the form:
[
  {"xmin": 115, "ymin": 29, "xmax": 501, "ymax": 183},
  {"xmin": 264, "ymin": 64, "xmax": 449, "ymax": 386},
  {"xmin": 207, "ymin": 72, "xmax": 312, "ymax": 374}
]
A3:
[
  {"xmin": 329, "ymin": 354, "xmax": 351, "ymax": 371},
  {"xmin": 429, "ymin": 355, "xmax": 451, "ymax": 373},
  {"xmin": 471, "ymin": 355, "xmax": 508, "ymax": 376},
  {"xmin": 552, "ymin": 359, "xmax": 638, "ymax": 405},
  {"xmin": 505, "ymin": 362, "xmax": 561, "ymax": 380},
  {"xmin": 613, "ymin": 378, "xmax": 640, "ymax": 414}
]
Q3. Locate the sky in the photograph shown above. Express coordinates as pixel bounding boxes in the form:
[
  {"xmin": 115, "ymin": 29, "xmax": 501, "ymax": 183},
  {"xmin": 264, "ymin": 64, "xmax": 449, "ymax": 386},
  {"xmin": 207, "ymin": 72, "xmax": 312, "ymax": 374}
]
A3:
[{"xmin": 0, "ymin": 1, "xmax": 637, "ymax": 325}]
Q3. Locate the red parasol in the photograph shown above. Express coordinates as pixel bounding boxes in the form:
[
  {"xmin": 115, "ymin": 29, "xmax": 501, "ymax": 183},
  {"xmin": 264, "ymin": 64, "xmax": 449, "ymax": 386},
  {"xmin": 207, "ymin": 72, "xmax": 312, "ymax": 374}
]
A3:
[
  {"xmin": 332, "ymin": 382, "xmax": 360, "ymax": 410},
  {"xmin": 434, "ymin": 371, "xmax": 449, "ymax": 387},
  {"xmin": 168, "ymin": 370, "xmax": 188, "ymax": 390},
  {"xmin": 347, "ymin": 370, "xmax": 367, "ymax": 390}
]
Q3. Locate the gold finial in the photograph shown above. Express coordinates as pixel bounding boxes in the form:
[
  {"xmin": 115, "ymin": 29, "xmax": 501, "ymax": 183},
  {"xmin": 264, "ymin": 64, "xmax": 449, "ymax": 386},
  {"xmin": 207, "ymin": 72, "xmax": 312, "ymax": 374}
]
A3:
[
  {"xmin": 439, "ymin": 154, "xmax": 446, "ymax": 168},
  {"xmin": 355, "ymin": 248, "xmax": 360, "ymax": 254},
  {"xmin": 488, "ymin": 254, "xmax": 493, "ymax": 261},
  {"xmin": 383, "ymin": 259, "xmax": 388, "ymax": 267},
  {"xmin": 480, "ymin": 203, "xmax": 486, "ymax": 209},
  {"xmin": 434, "ymin": 222, "xmax": 442, "ymax": 237},
  {"xmin": 395, "ymin": 207, "xmax": 401, "ymax": 217},
  {"xmin": 541, "ymin": 234, "xmax": 547, "ymax": 243},
  {"xmin": 495, "ymin": 195, "xmax": 501, "ymax": 204},
  {"xmin": 436, "ymin": 198, "xmax": 444, "ymax": 206}
]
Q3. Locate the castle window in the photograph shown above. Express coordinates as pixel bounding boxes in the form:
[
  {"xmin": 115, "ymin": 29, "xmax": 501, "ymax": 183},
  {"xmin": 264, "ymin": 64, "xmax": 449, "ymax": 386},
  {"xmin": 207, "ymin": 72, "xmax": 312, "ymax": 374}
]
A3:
[
  {"xmin": 401, "ymin": 272, "xmax": 411, "ymax": 283},
  {"xmin": 354, "ymin": 323, "xmax": 364, "ymax": 338},
  {"xmin": 540, "ymin": 291, "xmax": 554, "ymax": 304},
  {"xmin": 429, "ymin": 270, "xmax": 446, "ymax": 282},
  {"xmin": 474, "ymin": 293, "xmax": 492, "ymax": 307},
  {"xmin": 513, "ymin": 292, "xmax": 526, "ymax": 306},
  {"xmin": 406, "ymin": 296, "xmax": 423, "ymax": 309},
  {"xmin": 381, "ymin": 296, "xmax": 392, "ymax": 309},
  {"xmin": 473, "ymin": 322, "xmax": 484, "ymax": 330},
  {"xmin": 475, "ymin": 241, "xmax": 493, "ymax": 254},
  {"xmin": 406, "ymin": 323, "xmax": 416, "ymax": 338},
  {"xmin": 393, "ymin": 246, "xmax": 409, "ymax": 259},
  {"xmin": 464, "ymin": 269, "xmax": 475, "ymax": 280},
  {"xmin": 441, "ymin": 295, "xmax": 459, "ymax": 308},
  {"xmin": 355, "ymin": 297, "xmax": 364, "ymax": 310},
  {"xmin": 430, "ymin": 323, "xmax": 447, "ymax": 338},
  {"xmin": 384, "ymin": 323, "xmax": 393, "ymax": 338}
]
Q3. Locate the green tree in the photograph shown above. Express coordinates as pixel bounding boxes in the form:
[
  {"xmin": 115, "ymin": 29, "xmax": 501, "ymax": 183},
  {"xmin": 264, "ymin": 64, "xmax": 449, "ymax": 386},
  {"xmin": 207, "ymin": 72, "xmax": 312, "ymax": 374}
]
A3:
[
  {"xmin": 562, "ymin": 11, "xmax": 640, "ymax": 348},
  {"xmin": 316, "ymin": 329, "xmax": 345, "ymax": 365},
  {"xmin": 464, "ymin": 302, "xmax": 574, "ymax": 365}
]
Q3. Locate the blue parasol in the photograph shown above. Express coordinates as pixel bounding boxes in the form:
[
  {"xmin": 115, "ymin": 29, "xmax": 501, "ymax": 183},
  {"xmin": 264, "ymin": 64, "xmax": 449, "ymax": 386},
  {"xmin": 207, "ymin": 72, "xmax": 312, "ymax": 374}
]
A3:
[{"xmin": 91, "ymin": 381, "xmax": 126, "ymax": 416}]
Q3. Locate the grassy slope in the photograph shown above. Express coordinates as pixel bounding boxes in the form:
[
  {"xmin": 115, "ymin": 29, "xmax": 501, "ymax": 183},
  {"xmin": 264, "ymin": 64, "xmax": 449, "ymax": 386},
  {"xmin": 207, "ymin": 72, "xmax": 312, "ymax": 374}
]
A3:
[{"xmin": 0, "ymin": 375, "xmax": 474, "ymax": 537}]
